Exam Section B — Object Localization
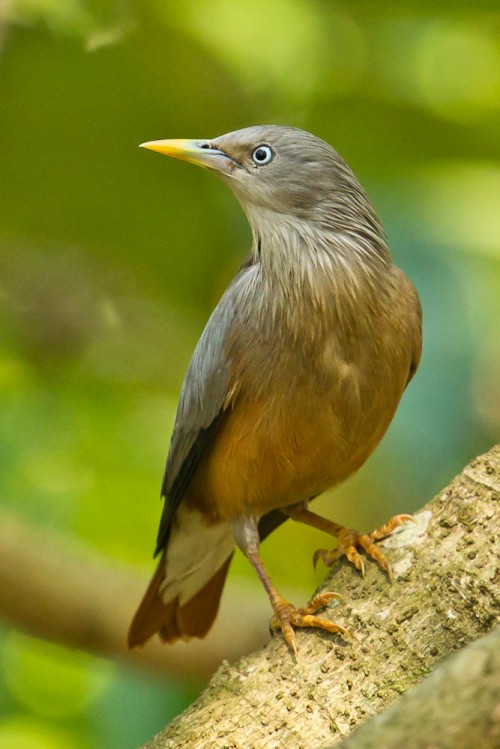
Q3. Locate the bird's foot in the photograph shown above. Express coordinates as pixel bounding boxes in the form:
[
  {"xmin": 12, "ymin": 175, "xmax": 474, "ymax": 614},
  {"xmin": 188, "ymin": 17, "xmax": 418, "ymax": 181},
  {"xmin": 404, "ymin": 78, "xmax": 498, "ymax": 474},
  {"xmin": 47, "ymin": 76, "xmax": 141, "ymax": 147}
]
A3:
[
  {"xmin": 270, "ymin": 591, "xmax": 348, "ymax": 655},
  {"xmin": 313, "ymin": 514, "xmax": 413, "ymax": 581}
]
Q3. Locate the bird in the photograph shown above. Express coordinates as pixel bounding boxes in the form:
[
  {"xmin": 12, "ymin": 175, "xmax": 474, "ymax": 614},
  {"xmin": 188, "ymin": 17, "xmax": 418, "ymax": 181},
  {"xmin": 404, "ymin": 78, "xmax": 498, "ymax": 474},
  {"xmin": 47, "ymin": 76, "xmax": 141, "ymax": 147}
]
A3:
[{"xmin": 128, "ymin": 125, "xmax": 422, "ymax": 654}]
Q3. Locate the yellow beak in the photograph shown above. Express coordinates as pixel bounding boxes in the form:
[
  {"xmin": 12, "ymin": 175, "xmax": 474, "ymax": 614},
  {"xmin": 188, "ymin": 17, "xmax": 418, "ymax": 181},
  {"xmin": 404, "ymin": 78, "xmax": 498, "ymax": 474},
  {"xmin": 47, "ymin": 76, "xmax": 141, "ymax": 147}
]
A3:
[{"xmin": 140, "ymin": 138, "xmax": 236, "ymax": 175}]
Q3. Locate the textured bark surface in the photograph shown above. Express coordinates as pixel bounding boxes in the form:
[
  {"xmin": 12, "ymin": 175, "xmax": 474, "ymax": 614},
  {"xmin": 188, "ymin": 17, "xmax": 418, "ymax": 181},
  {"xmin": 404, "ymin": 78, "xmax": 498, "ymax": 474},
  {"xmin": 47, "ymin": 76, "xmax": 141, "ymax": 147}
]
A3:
[
  {"xmin": 329, "ymin": 626, "xmax": 500, "ymax": 749},
  {"xmin": 142, "ymin": 446, "xmax": 500, "ymax": 749}
]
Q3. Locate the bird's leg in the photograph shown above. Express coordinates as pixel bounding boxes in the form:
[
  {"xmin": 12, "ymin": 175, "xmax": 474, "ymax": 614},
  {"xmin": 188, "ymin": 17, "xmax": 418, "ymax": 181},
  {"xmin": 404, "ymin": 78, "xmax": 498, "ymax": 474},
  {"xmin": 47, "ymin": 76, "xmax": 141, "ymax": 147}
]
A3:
[
  {"xmin": 283, "ymin": 503, "xmax": 413, "ymax": 581},
  {"xmin": 233, "ymin": 516, "xmax": 347, "ymax": 655}
]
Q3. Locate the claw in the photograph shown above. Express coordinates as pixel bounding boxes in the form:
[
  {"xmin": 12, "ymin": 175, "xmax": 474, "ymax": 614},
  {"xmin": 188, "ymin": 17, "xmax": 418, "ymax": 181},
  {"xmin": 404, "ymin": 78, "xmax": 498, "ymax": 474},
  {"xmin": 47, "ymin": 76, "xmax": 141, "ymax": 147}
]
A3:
[
  {"xmin": 313, "ymin": 513, "xmax": 410, "ymax": 580},
  {"xmin": 281, "ymin": 620, "xmax": 299, "ymax": 656},
  {"xmin": 369, "ymin": 513, "xmax": 414, "ymax": 541},
  {"xmin": 298, "ymin": 614, "xmax": 350, "ymax": 638},
  {"xmin": 359, "ymin": 557, "xmax": 366, "ymax": 578},
  {"xmin": 308, "ymin": 591, "xmax": 344, "ymax": 609},
  {"xmin": 313, "ymin": 548, "xmax": 330, "ymax": 569},
  {"xmin": 270, "ymin": 593, "xmax": 347, "ymax": 653}
]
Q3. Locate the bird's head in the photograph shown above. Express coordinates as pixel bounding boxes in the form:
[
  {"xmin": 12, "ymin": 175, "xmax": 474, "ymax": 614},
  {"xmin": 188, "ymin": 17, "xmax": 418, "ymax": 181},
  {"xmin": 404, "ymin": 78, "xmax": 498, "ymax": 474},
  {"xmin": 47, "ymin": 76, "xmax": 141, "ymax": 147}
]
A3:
[
  {"xmin": 141, "ymin": 126, "xmax": 381, "ymax": 235},
  {"xmin": 141, "ymin": 125, "xmax": 390, "ymax": 273}
]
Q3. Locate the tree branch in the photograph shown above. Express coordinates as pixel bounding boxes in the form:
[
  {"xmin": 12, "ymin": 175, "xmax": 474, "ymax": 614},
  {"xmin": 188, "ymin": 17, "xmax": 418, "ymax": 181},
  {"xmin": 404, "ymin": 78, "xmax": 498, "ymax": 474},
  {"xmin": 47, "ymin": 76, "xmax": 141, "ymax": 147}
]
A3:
[
  {"xmin": 141, "ymin": 445, "xmax": 500, "ymax": 749},
  {"xmin": 329, "ymin": 626, "xmax": 500, "ymax": 749}
]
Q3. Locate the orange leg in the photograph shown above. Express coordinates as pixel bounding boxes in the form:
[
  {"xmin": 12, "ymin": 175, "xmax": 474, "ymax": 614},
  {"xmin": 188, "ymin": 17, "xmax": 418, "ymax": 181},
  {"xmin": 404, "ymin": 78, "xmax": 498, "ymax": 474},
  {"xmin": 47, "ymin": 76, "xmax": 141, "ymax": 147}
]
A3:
[
  {"xmin": 284, "ymin": 504, "xmax": 413, "ymax": 581},
  {"xmin": 233, "ymin": 517, "xmax": 348, "ymax": 654}
]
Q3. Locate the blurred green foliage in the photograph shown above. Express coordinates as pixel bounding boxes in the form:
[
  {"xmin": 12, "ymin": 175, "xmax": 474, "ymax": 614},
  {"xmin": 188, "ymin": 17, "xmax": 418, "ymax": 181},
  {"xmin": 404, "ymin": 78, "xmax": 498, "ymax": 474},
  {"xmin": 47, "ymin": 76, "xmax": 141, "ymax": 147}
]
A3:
[{"xmin": 0, "ymin": 1, "xmax": 499, "ymax": 746}]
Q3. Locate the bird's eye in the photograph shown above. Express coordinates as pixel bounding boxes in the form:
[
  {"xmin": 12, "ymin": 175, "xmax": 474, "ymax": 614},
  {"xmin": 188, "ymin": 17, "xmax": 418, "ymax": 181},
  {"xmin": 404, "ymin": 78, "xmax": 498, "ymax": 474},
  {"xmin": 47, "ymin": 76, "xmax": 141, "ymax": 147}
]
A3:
[{"xmin": 251, "ymin": 145, "xmax": 274, "ymax": 166}]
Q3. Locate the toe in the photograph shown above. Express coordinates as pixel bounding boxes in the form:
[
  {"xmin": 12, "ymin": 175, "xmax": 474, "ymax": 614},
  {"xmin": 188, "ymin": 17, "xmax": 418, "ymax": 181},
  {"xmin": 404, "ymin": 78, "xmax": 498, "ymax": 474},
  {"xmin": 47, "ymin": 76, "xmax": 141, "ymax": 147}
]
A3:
[
  {"xmin": 281, "ymin": 620, "xmax": 299, "ymax": 655},
  {"xmin": 369, "ymin": 513, "xmax": 414, "ymax": 541},
  {"xmin": 358, "ymin": 535, "xmax": 393, "ymax": 580},
  {"xmin": 271, "ymin": 595, "xmax": 348, "ymax": 653},
  {"xmin": 343, "ymin": 544, "xmax": 366, "ymax": 576},
  {"xmin": 296, "ymin": 614, "xmax": 350, "ymax": 637},
  {"xmin": 305, "ymin": 591, "xmax": 343, "ymax": 614},
  {"xmin": 313, "ymin": 547, "xmax": 340, "ymax": 569}
]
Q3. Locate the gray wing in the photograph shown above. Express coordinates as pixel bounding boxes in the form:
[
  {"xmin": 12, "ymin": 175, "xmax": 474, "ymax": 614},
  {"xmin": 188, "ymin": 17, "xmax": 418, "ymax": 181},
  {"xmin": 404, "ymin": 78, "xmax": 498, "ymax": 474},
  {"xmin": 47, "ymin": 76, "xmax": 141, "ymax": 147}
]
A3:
[{"xmin": 154, "ymin": 263, "xmax": 251, "ymax": 554}]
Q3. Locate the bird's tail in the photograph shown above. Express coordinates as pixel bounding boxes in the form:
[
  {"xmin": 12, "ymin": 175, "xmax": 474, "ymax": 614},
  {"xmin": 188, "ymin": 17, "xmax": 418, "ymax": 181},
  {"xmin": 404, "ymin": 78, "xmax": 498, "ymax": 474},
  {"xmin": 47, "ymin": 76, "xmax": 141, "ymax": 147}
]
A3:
[
  {"xmin": 127, "ymin": 553, "xmax": 233, "ymax": 647},
  {"xmin": 128, "ymin": 512, "xmax": 234, "ymax": 648}
]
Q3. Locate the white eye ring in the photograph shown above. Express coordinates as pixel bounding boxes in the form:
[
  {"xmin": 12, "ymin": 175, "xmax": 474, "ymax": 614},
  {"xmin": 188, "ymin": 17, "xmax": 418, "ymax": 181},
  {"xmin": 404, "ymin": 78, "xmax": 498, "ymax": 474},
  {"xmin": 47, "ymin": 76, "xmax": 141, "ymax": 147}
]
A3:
[{"xmin": 251, "ymin": 145, "xmax": 274, "ymax": 166}]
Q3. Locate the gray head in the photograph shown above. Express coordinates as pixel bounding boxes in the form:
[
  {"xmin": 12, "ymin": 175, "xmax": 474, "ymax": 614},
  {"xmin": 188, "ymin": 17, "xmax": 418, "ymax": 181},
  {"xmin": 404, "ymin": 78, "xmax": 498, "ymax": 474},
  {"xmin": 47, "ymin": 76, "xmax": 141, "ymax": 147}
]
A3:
[{"xmin": 140, "ymin": 125, "xmax": 388, "ymax": 261}]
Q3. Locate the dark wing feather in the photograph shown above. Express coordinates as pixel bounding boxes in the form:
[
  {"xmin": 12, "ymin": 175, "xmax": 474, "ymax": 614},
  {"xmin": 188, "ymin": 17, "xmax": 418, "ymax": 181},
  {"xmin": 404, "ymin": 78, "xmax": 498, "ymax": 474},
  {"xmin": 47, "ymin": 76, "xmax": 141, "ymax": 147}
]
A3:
[
  {"xmin": 154, "ymin": 261, "xmax": 254, "ymax": 554},
  {"xmin": 258, "ymin": 509, "xmax": 288, "ymax": 542},
  {"xmin": 155, "ymin": 413, "xmax": 225, "ymax": 553}
]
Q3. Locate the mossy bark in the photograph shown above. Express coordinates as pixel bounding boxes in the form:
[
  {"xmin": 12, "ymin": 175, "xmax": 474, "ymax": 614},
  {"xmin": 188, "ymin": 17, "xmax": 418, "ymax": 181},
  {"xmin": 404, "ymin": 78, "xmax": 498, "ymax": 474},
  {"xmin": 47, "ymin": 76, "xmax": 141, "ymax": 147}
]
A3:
[
  {"xmin": 141, "ymin": 446, "xmax": 500, "ymax": 749},
  {"xmin": 329, "ymin": 626, "xmax": 500, "ymax": 749}
]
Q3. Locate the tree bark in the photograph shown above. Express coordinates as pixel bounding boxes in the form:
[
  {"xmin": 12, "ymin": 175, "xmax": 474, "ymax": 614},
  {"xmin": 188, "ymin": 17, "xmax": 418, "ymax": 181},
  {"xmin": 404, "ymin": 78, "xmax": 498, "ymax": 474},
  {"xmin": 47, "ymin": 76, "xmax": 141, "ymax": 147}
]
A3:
[
  {"xmin": 141, "ymin": 445, "xmax": 500, "ymax": 749},
  {"xmin": 328, "ymin": 626, "xmax": 500, "ymax": 749}
]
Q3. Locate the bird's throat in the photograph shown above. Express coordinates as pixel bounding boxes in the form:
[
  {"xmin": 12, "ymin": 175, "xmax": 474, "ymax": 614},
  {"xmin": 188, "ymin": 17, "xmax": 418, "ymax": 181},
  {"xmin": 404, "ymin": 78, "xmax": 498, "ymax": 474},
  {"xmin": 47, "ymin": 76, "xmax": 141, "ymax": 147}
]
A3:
[{"xmin": 252, "ymin": 214, "xmax": 389, "ymax": 313}]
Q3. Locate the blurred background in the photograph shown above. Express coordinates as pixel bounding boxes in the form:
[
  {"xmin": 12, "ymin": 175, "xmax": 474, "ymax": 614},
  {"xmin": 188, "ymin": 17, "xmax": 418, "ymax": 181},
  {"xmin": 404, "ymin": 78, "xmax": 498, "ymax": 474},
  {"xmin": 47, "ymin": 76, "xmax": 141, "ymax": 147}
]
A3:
[{"xmin": 0, "ymin": 0, "xmax": 498, "ymax": 747}]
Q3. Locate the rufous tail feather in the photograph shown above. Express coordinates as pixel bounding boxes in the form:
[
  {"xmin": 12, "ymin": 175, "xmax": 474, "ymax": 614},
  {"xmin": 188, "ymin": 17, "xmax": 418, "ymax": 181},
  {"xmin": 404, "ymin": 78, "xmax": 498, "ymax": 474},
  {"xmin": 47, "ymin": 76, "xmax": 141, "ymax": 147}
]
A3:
[{"xmin": 128, "ymin": 554, "xmax": 233, "ymax": 648}]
